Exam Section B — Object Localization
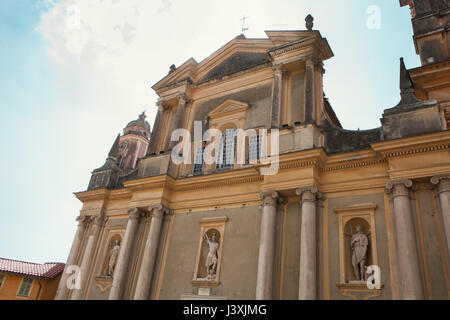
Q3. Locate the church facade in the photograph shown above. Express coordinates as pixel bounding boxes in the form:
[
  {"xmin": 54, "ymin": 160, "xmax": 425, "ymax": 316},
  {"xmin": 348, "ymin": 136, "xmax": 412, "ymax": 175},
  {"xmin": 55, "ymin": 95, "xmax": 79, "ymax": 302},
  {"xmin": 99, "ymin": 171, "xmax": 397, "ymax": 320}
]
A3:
[{"xmin": 56, "ymin": 0, "xmax": 450, "ymax": 300}]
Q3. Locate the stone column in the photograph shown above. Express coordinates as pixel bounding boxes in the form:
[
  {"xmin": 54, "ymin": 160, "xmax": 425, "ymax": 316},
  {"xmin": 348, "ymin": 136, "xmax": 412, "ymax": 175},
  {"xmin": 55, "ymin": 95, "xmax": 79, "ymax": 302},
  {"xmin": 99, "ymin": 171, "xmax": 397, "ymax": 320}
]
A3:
[
  {"xmin": 271, "ymin": 66, "xmax": 285, "ymax": 129},
  {"xmin": 431, "ymin": 174, "xmax": 450, "ymax": 260},
  {"xmin": 296, "ymin": 186, "xmax": 320, "ymax": 300},
  {"xmin": 146, "ymin": 103, "xmax": 164, "ymax": 156},
  {"xmin": 134, "ymin": 205, "xmax": 170, "ymax": 300},
  {"xmin": 304, "ymin": 58, "xmax": 316, "ymax": 123},
  {"xmin": 256, "ymin": 191, "xmax": 282, "ymax": 300},
  {"xmin": 153, "ymin": 101, "xmax": 170, "ymax": 155},
  {"xmin": 55, "ymin": 215, "xmax": 90, "ymax": 300},
  {"xmin": 109, "ymin": 208, "xmax": 146, "ymax": 300},
  {"xmin": 71, "ymin": 215, "xmax": 106, "ymax": 300},
  {"xmin": 167, "ymin": 95, "xmax": 190, "ymax": 151},
  {"xmin": 386, "ymin": 179, "xmax": 424, "ymax": 300}
]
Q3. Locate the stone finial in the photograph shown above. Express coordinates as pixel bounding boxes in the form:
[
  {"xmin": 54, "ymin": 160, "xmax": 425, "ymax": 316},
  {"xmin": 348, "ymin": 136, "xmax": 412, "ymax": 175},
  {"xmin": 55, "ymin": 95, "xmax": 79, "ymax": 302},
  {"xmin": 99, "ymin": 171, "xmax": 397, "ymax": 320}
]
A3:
[
  {"xmin": 384, "ymin": 58, "xmax": 436, "ymax": 115},
  {"xmin": 305, "ymin": 14, "xmax": 314, "ymax": 30},
  {"xmin": 393, "ymin": 57, "xmax": 423, "ymax": 108},
  {"xmin": 169, "ymin": 64, "xmax": 176, "ymax": 74}
]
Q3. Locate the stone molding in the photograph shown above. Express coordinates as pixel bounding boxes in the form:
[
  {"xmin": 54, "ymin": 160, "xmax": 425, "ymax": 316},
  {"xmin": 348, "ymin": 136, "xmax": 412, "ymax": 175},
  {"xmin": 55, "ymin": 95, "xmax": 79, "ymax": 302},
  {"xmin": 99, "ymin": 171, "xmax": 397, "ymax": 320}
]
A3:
[{"xmin": 382, "ymin": 144, "xmax": 449, "ymax": 159}]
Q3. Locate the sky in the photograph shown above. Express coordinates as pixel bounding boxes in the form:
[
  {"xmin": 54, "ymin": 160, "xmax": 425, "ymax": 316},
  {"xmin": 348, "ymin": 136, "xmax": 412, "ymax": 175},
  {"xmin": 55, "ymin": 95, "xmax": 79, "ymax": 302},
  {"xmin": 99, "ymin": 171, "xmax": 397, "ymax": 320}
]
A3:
[{"xmin": 0, "ymin": 0, "xmax": 420, "ymax": 264}]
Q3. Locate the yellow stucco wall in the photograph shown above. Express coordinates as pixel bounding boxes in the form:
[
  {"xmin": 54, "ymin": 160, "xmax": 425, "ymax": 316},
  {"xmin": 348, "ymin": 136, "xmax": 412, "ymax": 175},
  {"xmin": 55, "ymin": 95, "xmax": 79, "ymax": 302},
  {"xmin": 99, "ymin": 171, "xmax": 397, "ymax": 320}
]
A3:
[{"xmin": 0, "ymin": 272, "xmax": 62, "ymax": 300}]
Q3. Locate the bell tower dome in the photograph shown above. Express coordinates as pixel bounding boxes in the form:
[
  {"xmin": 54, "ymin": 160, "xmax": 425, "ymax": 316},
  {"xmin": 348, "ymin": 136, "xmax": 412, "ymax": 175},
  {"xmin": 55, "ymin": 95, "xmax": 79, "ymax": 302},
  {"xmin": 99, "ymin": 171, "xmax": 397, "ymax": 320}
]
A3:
[{"xmin": 117, "ymin": 112, "xmax": 151, "ymax": 172}]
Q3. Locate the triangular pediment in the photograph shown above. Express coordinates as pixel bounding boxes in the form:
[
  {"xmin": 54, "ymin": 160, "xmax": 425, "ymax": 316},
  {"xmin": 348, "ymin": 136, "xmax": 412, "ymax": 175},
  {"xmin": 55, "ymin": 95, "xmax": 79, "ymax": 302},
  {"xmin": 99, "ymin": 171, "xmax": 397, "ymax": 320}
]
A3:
[
  {"xmin": 199, "ymin": 51, "xmax": 271, "ymax": 83},
  {"xmin": 208, "ymin": 100, "xmax": 250, "ymax": 120},
  {"xmin": 152, "ymin": 30, "xmax": 333, "ymax": 95},
  {"xmin": 152, "ymin": 58, "xmax": 198, "ymax": 91},
  {"xmin": 194, "ymin": 37, "xmax": 274, "ymax": 82}
]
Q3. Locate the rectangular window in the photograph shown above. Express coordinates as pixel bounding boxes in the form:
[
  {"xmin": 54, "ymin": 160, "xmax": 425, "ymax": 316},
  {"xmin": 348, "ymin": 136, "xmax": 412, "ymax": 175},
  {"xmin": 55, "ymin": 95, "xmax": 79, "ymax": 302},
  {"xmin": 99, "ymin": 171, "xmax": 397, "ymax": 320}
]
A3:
[
  {"xmin": 17, "ymin": 277, "xmax": 33, "ymax": 297},
  {"xmin": 216, "ymin": 129, "xmax": 235, "ymax": 170},
  {"xmin": 193, "ymin": 147, "xmax": 204, "ymax": 176},
  {"xmin": 248, "ymin": 134, "xmax": 260, "ymax": 163}
]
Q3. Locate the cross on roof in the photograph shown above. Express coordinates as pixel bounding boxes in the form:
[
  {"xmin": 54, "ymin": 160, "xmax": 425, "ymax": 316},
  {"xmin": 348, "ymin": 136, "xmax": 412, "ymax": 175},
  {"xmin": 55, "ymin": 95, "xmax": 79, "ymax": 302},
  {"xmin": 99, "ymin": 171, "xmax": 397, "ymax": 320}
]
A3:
[{"xmin": 241, "ymin": 15, "xmax": 249, "ymax": 34}]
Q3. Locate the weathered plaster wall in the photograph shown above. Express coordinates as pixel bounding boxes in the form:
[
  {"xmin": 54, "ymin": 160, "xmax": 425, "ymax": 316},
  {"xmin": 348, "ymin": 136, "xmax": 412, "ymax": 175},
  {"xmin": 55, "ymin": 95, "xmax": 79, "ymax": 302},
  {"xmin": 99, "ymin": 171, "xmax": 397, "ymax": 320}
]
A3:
[
  {"xmin": 327, "ymin": 193, "xmax": 392, "ymax": 300},
  {"xmin": 158, "ymin": 206, "xmax": 261, "ymax": 300}
]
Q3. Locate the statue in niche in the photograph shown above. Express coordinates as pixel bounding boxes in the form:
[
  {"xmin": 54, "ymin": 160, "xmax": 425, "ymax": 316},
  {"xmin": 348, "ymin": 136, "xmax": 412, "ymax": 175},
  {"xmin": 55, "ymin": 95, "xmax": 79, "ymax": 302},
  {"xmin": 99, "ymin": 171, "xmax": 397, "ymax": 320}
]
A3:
[
  {"xmin": 204, "ymin": 232, "xmax": 219, "ymax": 280},
  {"xmin": 351, "ymin": 225, "xmax": 369, "ymax": 281},
  {"xmin": 104, "ymin": 239, "xmax": 121, "ymax": 277}
]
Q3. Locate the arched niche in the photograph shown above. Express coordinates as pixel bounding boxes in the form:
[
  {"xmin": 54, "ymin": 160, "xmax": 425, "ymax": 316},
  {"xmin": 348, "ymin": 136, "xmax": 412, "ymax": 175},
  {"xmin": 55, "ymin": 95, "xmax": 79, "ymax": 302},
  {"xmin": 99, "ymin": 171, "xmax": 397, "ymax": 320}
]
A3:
[
  {"xmin": 344, "ymin": 218, "xmax": 372, "ymax": 282},
  {"xmin": 196, "ymin": 228, "xmax": 221, "ymax": 280},
  {"xmin": 101, "ymin": 234, "xmax": 122, "ymax": 278},
  {"xmin": 334, "ymin": 204, "xmax": 379, "ymax": 285},
  {"xmin": 192, "ymin": 217, "xmax": 228, "ymax": 287}
]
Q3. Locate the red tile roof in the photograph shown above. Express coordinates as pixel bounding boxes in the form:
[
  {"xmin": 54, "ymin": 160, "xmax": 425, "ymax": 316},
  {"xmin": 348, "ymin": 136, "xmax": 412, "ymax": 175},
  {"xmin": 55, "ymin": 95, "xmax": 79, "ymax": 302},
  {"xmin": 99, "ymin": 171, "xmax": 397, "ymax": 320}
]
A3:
[{"xmin": 0, "ymin": 258, "xmax": 65, "ymax": 280}]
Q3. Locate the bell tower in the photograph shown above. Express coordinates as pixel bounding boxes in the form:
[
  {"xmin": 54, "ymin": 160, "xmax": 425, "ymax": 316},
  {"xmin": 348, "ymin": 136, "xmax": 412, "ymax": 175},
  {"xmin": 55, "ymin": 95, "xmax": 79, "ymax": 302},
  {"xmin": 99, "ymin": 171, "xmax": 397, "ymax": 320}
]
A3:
[{"xmin": 117, "ymin": 112, "xmax": 151, "ymax": 173}]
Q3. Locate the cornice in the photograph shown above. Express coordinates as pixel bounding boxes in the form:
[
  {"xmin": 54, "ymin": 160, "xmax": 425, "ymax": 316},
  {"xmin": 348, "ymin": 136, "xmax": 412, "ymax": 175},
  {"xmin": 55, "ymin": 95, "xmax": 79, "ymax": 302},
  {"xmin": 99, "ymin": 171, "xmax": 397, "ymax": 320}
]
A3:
[
  {"xmin": 123, "ymin": 175, "xmax": 175, "ymax": 191},
  {"xmin": 409, "ymin": 60, "xmax": 450, "ymax": 77},
  {"xmin": 320, "ymin": 158, "xmax": 387, "ymax": 172},
  {"xmin": 175, "ymin": 168, "xmax": 262, "ymax": 191},
  {"xmin": 380, "ymin": 144, "xmax": 448, "ymax": 159},
  {"xmin": 371, "ymin": 131, "xmax": 450, "ymax": 158},
  {"xmin": 74, "ymin": 188, "xmax": 109, "ymax": 202},
  {"xmin": 334, "ymin": 203, "xmax": 377, "ymax": 214}
]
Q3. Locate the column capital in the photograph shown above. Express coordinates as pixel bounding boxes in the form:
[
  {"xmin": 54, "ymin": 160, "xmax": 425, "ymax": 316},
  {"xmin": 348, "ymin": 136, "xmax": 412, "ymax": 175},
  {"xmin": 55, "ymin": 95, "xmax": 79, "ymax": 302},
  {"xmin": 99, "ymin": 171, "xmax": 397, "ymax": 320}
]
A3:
[
  {"xmin": 385, "ymin": 179, "xmax": 415, "ymax": 197},
  {"xmin": 149, "ymin": 205, "xmax": 173, "ymax": 217},
  {"xmin": 259, "ymin": 191, "xmax": 283, "ymax": 207},
  {"xmin": 156, "ymin": 100, "xmax": 170, "ymax": 111},
  {"xmin": 304, "ymin": 56, "xmax": 321, "ymax": 67},
  {"xmin": 178, "ymin": 93, "xmax": 192, "ymax": 106},
  {"xmin": 431, "ymin": 174, "xmax": 450, "ymax": 185},
  {"xmin": 76, "ymin": 215, "xmax": 91, "ymax": 227},
  {"xmin": 431, "ymin": 174, "xmax": 450, "ymax": 193},
  {"xmin": 128, "ymin": 208, "xmax": 147, "ymax": 220},
  {"xmin": 296, "ymin": 186, "xmax": 322, "ymax": 203},
  {"xmin": 272, "ymin": 65, "xmax": 287, "ymax": 76},
  {"xmin": 92, "ymin": 215, "xmax": 107, "ymax": 227}
]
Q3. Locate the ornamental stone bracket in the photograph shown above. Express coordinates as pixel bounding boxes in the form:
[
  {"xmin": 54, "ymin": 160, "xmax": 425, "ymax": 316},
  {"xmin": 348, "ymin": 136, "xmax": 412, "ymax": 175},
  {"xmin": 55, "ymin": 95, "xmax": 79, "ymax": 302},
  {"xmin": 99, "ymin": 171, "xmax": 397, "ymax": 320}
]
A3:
[
  {"xmin": 336, "ymin": 283, "xmax": 384, "ymax": 300},
  {"xmin": 95, "ymin": 276, "xmax": 113, "ymax": 293}
]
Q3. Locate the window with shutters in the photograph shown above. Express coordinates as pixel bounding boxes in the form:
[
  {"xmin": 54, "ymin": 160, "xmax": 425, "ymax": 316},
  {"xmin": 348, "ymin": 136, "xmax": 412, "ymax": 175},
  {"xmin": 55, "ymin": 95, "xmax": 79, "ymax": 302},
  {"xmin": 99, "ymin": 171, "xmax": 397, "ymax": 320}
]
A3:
[{"xmin": 17, "ymin": 277, "xmax": 33, "ymax": 297}]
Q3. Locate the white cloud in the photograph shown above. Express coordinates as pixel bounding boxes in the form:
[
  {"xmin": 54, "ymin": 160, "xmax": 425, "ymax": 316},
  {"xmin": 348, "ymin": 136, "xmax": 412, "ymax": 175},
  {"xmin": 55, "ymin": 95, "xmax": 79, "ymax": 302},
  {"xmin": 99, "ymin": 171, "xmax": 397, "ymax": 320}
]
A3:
[{"xmin": 158, "ymin": 0, "xmax": 172, "ymax": 14}]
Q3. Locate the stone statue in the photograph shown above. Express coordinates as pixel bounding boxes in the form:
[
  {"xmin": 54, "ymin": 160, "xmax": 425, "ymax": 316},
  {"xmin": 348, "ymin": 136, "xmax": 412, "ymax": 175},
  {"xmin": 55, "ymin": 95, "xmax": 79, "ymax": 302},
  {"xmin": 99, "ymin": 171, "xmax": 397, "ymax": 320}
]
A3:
[
  {"xmin": 105, "ymin": 239, "xmax": 121, "ymax": 277},
  {"xmin": 204, "ymin": 232, "xmax": 219, "ymax": 280},
  {"xmin": 351, "ymin": 225, "xmax": 369, "ymax": 281}
]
